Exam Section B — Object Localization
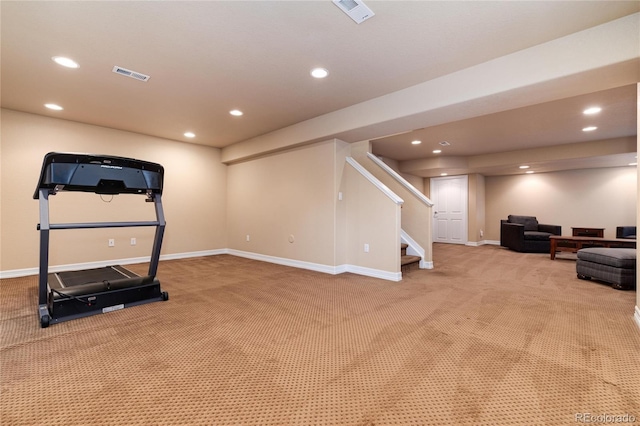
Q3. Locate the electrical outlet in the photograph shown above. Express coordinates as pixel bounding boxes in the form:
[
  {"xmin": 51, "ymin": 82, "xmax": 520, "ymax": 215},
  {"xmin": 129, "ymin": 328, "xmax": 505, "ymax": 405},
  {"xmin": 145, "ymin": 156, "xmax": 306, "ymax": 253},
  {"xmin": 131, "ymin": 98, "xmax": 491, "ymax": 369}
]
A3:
[
  {"xmin": 108, "ymin": 239, "xmax": 115, "ymax": 247},
  {"xmin": 130, "ymin": 237, "xmax": 136, "ymax": 246},
  {"xmin": 246, "ymin": 234, "xmax": 250, "ymax": 242},
  {"xmin": 480, "ymin": 230, "xmax": 484, "ymax": 238},
  {"xmin": 364, "ymin": 243, "xmax": 370, "ymax": 253}
]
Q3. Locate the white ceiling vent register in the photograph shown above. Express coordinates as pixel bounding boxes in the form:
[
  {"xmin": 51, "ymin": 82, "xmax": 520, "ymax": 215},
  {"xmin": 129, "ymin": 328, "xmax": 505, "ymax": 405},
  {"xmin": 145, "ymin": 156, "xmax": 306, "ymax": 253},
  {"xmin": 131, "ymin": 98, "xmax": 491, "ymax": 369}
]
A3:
[
  {"xmin": 112, "ymin": 66, "xmax": 150, "ymax": 82},
  {"xmin": 333, "ymin": 0, "xmax": 374, "ymax": 24}
]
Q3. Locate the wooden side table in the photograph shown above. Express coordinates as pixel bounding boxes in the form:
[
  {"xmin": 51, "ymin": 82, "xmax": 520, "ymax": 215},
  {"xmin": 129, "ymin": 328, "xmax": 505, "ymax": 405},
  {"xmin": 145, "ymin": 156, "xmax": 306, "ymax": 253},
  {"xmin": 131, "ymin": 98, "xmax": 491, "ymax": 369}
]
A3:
[
  {"xmin": 572, "ymin": 227, "xmax": 605, "ymax": 238},
  {"xmin": 549, "ymin": 236, "xmax": 635, "ymax": 260}
]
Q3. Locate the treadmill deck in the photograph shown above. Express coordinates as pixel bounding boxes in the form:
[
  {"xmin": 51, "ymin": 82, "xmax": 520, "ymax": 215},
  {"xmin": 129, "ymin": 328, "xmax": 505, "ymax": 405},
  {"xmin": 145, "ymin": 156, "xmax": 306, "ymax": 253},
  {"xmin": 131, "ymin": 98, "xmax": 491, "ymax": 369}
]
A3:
[{"xmin": 50, "ymin": 265, "xmax": 138, "ymax": 289}]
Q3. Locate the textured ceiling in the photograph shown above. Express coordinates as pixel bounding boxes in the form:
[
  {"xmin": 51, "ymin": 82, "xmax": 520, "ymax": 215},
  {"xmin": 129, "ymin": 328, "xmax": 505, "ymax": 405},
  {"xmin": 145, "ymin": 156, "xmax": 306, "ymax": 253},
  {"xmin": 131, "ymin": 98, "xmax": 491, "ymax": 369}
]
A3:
[{"xmin": 1, "ymin": 1, "xmax": 638, "ymax": 176}]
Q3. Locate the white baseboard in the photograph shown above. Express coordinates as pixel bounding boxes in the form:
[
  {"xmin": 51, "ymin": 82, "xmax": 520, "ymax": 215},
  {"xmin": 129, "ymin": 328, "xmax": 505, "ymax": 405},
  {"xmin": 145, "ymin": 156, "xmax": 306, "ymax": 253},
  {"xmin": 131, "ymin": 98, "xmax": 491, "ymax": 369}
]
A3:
[
  {"xmin": 466, "ymin": 240, "xmax": 500, "ymax": 247},
  {"xmin": 1, "ymin": 248, "xmax": 402, "ymax": 283},
  {"xmin": 227, "ymin": 249, "xmax": 338, "ymax": 275},
  {"xmin": 159, "ymin": 249, "xmax": 228, "ymax": 261},
  {"xmin": 0, "ymin": 267, "xmax": 40, "ymax": 279},
  {"xmin": 420, "ymin": 260, "xmax": 433, "ymax": 269},
  {"xmin": 229, "ymin": 249, "xmax": 402, "ymax": 282},
  {"xmin": 341, "ymin": 264, "xmax": 402, "ymax": 282},
  {"xmin": 634, "ymin": 306, "xmax": 640, "ymax": 333},
  {"xmin": 0, "ymin": 249, "xmax": 227, "ymax": 279}
]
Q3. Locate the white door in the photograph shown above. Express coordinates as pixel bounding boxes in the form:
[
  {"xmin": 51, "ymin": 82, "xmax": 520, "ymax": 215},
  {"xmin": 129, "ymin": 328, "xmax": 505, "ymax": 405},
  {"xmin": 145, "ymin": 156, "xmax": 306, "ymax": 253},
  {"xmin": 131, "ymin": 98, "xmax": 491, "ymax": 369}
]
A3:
[{"xmin": 430, "ymin": 175, "xmax": 468, "ymax": 244}]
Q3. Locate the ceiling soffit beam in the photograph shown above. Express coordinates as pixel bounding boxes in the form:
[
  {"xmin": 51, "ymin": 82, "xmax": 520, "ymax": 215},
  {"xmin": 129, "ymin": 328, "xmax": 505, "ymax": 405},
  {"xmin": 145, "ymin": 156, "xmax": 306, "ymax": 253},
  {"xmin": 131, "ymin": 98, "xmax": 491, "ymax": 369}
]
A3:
[
  {"xmin": 221, "ymin": 13, "xmax": 639, "ymax": 164},
  {"xmin": 399, "ymin": 136, "xmax": 637, "ymax": 176}
]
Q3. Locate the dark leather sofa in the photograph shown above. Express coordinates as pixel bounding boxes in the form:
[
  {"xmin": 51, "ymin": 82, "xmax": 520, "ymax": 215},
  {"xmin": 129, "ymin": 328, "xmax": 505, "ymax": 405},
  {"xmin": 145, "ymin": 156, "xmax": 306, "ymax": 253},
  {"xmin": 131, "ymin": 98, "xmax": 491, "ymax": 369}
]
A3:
[{"xmin": 500, "ymin": 215, "xmax": 562, "ymax": 253}]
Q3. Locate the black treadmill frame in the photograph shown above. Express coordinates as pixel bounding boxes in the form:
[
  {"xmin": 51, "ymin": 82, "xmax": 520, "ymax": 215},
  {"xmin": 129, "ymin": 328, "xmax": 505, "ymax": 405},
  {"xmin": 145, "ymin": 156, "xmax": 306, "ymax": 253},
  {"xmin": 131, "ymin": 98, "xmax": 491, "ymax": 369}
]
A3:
[{"xmin": 35, "ymin": 152, "xmax": 168, "ymax": 327}]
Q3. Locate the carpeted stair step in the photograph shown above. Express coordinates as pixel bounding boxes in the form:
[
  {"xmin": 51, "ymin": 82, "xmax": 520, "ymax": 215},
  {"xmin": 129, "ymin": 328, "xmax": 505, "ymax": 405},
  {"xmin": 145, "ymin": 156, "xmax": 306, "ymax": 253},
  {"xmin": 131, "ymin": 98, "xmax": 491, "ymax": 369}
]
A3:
[
  {"xmin": 401, "ymin": 243, "xmax": 420, "ymax": 271},
  {"xmin": 401, "ymin": 254, "xmax": 421, "ymax": 268}
]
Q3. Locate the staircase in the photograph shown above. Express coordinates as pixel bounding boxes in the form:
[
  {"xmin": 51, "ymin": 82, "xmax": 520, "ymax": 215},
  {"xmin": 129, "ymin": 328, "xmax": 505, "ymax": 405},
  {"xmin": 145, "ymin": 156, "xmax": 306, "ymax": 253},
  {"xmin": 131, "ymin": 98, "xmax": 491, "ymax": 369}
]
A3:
[{"xmin": 401, "ymin": 243, "xmax": 421, "ymax": 272}]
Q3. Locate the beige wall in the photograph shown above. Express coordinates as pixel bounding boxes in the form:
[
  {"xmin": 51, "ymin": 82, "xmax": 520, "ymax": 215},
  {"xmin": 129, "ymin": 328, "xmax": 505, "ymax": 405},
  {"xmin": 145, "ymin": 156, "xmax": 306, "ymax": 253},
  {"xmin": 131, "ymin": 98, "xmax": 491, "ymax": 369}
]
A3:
[
  {"xmin": 334, "ymin": 140, "xmax": 351, "ymax": 267},
  {"xmin": 342, "ymin": 162, "xmax": 401, "ymax": 274},
  {"xmin": 356, "ymin": 153, "xmax": 432, "ymax": 264},
  {"xmin": 1, "ymin": 109, "xmax": 227, "ymax": 272},
  {"xmin": 226, "ymin": 140, "xmax": 339, "ymax": 266},
  {"xmin": 468, "ymin": 174, "xmax": 486, "ymax": 243},
  {"xmin": 377, "ymin": 155, "xmax": 425, "ymax": 194},
  {"xmin": 225, "ymin": 139, "xmax": 403, "ymax": 276},
  {"xmin": 1, "ymin": 113, "xmax": 411, "ymax": 278},
  {"xmin": 485, "ymin": 167, "xmax": 637, "ymax": 241}
]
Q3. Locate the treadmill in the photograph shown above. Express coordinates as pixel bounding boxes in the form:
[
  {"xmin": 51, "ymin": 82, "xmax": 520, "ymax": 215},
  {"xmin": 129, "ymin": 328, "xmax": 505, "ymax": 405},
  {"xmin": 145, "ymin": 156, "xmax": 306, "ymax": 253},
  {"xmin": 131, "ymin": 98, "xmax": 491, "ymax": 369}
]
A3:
[{"xmin": 34, "ymin": 152, "xmax": 169, "ymax": 328}]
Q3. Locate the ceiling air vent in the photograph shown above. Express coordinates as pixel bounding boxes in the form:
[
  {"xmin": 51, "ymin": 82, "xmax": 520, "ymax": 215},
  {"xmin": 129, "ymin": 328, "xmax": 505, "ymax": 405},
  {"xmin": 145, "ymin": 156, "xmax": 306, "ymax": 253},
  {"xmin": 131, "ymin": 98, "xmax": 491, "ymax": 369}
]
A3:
[
  {"xmin": 112, "ymin": 66, "xmax": 150, "ymax": 82},
  {"xmin": 333, "ymin": 0, "xmax": 374, "ymax": 24},
  {"xmin": 439, "ymin": 141, "xmax": 451, "ymax": 146}
]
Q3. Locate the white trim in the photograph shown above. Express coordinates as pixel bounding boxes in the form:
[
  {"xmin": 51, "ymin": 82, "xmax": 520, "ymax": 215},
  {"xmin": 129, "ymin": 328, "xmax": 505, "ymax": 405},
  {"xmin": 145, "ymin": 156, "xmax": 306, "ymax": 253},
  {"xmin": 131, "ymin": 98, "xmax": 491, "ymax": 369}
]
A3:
[
  {"xmin": 420, "ymin": 261, "xmax": 434, "ymax": 269},
  {"xmin": 341, "ymin": 264, "xmax": 402, "ymax": 282},
  {"xmin": 227, "ymin": 249, "xmax": 338, "ymax": 275},
  {"xmin": 228, "ymin": 249, "xmax": 401, "ymax": 281},
  {"xmin": 0, "ymin": 249, "xmax": 227, "ymax": 279},
  {"xmin": 367, "ymin": 152, "xmax": 434, "ymax": 207},
  {"xmin": 401, "ymin": 229, "xmax": 424, "ymax": 258},
  {"xmin": 401, "ymin": 229, "xmax": 431, "ymax": 269},
  {"xmin": 465, "ymin": 240, "xmax": 499, "ymax": 247},
  {"xmin": 346, "ymin": 157, "xmax": 404, "ymax": 205},
  {"xmin": 634, "ymin": 306, "xmax": 640, "ymax": 332},
  {"xmin": 1, "ymin": 249, "xmax": 401, "ymax": 283},
  {"xmin": 159, "ymin": 249, "xmax": 227, "ymax": 261},
  {"xmin": 0, "ymin": 268, "xmax": 40, "ymax": 279}
]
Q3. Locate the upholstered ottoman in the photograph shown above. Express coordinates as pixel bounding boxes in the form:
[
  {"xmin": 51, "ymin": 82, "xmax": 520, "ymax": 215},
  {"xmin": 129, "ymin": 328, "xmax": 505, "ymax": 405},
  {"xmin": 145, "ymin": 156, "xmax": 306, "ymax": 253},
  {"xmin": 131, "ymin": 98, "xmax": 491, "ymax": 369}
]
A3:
[{"xmin": 576, "ymin": 248, "xmax": 636, "ymax": 290}]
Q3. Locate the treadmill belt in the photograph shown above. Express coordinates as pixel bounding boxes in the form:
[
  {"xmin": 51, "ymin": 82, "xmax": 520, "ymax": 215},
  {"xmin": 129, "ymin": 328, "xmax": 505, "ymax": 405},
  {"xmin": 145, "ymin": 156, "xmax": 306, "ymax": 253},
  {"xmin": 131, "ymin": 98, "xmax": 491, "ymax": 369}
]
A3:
[{"xmin": 57, "ymin": 266, "xmax": 132, "ymax": 288}]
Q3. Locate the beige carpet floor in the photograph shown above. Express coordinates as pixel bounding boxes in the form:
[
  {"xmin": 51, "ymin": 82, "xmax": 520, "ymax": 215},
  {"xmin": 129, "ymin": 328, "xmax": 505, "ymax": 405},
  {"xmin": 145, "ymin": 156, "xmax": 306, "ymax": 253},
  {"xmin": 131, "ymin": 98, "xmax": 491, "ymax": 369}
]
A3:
[{"xmin": 1, "ymin": 244, "xmax": 639, "ymax": 425}]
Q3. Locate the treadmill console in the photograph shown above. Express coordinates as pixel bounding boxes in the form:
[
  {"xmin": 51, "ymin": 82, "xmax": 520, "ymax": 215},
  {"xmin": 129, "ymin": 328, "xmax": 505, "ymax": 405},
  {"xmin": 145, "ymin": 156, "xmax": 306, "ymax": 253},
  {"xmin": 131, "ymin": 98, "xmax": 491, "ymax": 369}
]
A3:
[{"xmin": 34, "ymin": 152, "xmax": 164, "ymax": 197}]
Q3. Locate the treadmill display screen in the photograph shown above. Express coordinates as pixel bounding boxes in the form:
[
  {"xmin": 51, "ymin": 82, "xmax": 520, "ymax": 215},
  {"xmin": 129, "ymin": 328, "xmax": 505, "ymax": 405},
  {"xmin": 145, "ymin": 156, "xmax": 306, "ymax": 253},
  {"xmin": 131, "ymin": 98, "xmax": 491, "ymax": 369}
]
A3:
[{"xmin": 34, "ymin": 152, "xmax": 164, "ymax": 197}]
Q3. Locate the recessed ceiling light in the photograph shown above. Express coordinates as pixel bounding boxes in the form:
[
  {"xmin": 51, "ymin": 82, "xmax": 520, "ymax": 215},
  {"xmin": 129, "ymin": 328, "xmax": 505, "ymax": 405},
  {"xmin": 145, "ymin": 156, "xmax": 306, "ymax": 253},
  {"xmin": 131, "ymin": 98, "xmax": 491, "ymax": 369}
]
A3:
[
  {"xmin": 52, "ymin": 56, "xmax": 79, "ymax": 68},
  {"xmin": 230, "ymin": 110, "xmax": 243, "ymax": 116},
  {"xmin": 582, "ymin": 126, "xmax": 597, "ymax": 132},
  {"xmin": 629, "ymin": 162, "xmax": 637, "ymax": 166},
  {"xmin": 519, "ymin": 165, "xmax": 530, "ymax": 169},
  {"xmin": 583, "ymin": 106, "xmax": 601, "ymax": 115},
  {"xmin": 432, "ymin": 149, "xmax": 442, "ymax": 154},
  {"xmin": 440, "ymin": 173, "xmax": 448, "ymax": 176},
  {"xmin": 44, "ymin": 103, "xmax": 63, "ymax": 111},
  {"xmin": 184, "ymin": 132, "xmax": 195, "ymax": 138},
  {"xmin": 525, "ymin": 171, "xmax": 535, "ymax": 174},
  {"xmin": 310, "ymin": 68, "xmax": 329, "ymax": 79},
  {"xmin": 411, "ymin": 140, "xmax": 421, "ymax": 145}
]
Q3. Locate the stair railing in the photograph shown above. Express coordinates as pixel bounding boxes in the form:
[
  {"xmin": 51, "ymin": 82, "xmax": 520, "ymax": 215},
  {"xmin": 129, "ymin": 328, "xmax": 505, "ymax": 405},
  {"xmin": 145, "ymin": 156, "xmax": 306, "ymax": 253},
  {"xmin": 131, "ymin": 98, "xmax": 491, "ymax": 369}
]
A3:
[
  {"xmin": 366, "ymin": 153, "xmax": 433, "ymax": 207},
  {"xmin": 365, "ymin": 152, "xmax": 434, "ymax": 269}
]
